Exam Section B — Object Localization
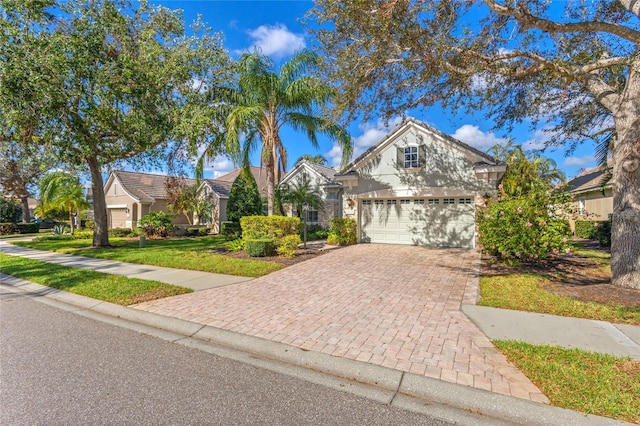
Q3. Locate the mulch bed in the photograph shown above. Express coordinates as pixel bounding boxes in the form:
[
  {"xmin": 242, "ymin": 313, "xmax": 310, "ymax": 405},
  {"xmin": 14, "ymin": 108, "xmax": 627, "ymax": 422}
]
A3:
[
  {"xmin": 481, "ymin": 244, "xmax": 640, "ymax": 309},
  {"xmin": 211, "ymin": 247, "xmax": 328, "ymax": 267}
]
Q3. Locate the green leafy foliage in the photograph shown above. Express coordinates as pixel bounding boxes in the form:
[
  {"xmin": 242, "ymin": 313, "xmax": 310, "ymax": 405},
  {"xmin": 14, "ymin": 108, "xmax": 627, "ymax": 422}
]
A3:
[
  {"xmin": 226, "ymin": 238, "xmax": 244, "ymax": 252},
  {"xmin": 221, "ymin": 221, "xmax": 241, "ymax": 241},
  {"xmin": 37, "ymin": 171, "xmax": 89, "ymax": 234},
  {"xmin": 575, "ymin": 220, "xmax": 612, "ymax": 247},
  {"xmin": 138, "ymin": 212, "xmax": 176, "ymax": 238},
  {"xmin": 477, "ymin": 193, "xmax": 572, "ymax": 262},
  {"xmin": 327, "ymin": 218, "xmax": 357, "ymax": 246},
  {"xmin": 305, "ymin": 224, "xmax": 329, "ymax": 241},
  {"xmin": 281, "ymin": 180, "xmax": 322, "ymax": 220},
  {"xmin": 240, "ymin": 216, "xmax": 300, "ymax": 241},
  {"xmin": 52, "ymin": 224, "xmax": 70, "ymax": 235},
  {"xmin": 227, "ymin": 167, "xmax": 263, "ymax": 223},
  {"xmin": 244, "ymin": 238, "xmax": 276, "ymax": 257},
  {"xmin": 0, "ymin": 198, "xmax": 21, "ymax": 223},
  {"xmin": 186, "ymin": 227, "xmax": 209, "ymax": 237},
  {"xmin": 16, "ymin": 222, "xmax": 39, "ymax": 234},
  {"xmin": 109, "ymin": 228, "xmax": 135, "ymax": 237},
  {"xmin": 276, "ymin": 234, "xmax": 302, "ymax": 258}
]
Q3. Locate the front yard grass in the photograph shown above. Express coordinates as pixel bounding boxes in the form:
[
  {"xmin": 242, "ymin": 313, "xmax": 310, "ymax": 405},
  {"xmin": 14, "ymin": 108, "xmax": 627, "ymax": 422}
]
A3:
[
  {"xmin": 495, "ymin": 340, "xmax": 640, "ymax": 424},
  {"xmin": 479, "ymin": 242, "xmax": 640, "ymax": 325},
  {"xmin": 0, "ymin": 253, "xmax": 191, "ymax": 305},
  {"xmin": 12, "ymin": 235, "xmax": 282, "ymax": 278}
]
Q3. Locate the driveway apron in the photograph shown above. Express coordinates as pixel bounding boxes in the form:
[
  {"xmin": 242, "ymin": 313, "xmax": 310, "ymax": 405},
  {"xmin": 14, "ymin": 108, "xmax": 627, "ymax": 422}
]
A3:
[{"xmin": 133, "ymin": 244, "xmax": 547, "ymax": 403}]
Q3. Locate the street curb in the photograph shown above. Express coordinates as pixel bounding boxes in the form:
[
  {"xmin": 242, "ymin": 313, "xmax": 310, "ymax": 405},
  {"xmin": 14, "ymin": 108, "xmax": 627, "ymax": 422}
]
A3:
[{"xmin": 0, "ymin": 274, "xmax": 631, "ymax": 426}]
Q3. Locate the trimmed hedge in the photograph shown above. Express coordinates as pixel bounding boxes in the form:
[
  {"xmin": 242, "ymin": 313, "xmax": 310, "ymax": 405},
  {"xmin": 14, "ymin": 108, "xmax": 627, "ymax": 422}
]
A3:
[
  {"xmin": 16, "ymin": 222, "xmax": 40, "ymax": 234},
  {"xmin": 240, "ymin": 216, "xmax": 300, "ymax": 240},
  {"xmin": 186, "ymin": 227, "xmax": 209, "ymax": 237},
  {"xmin": 109, "ymin": 227, "xmax": 134, "ymax": 237},
  {"xmin": 277, "ymin": 234, "xmax": 302, "ymax": 258},
  {"xmin": 221, "ymin": 221, "xmax": 241, "ymax": 241},
  {"xmin": 327, "ymin": 218, "xmax": 357, "ymax": 246},
  {"xmin": 245, "ymin": 238, "xmax": 276, "ymax": 257}
]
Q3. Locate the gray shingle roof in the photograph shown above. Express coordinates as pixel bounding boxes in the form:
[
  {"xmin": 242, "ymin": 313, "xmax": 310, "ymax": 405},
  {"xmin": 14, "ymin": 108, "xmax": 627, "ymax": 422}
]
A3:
[
  {"xmin": 566, "ymin": 164, "xmax": 612, "ymax": 193},
  {"xmin": 215, "ymin": 166, "xmax": 268, "ymax": 197},
  {"xmin": 112, "ymin": 170, "xmax": 196, "ymax": 203}
]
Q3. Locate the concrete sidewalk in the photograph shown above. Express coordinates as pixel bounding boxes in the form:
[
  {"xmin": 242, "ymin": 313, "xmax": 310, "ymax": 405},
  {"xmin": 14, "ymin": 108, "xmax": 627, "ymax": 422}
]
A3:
[{"xmin": 0, "ymin": 240, "xmax": 252, "ymax": 291}]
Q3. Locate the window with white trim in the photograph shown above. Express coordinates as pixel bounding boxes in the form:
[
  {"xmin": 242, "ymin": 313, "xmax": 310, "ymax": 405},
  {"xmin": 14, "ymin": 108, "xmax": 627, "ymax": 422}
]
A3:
[
  {"xmin": 428, "ymin": 198, "xmax": 439, "ymax": 205},
  {"xmin": 400, "ymin": 199, "xmax": 411, "ymax": 205},
  {"xmin": 404, "ymin": 146, "xmax": 419, "ymax": 168},
  {"xmin": 387, "ymin": 199, "xmax": 396, "ymax": 205},
  {"xmin": 443, "ymin": 198, "xmax": 455, "ymax": 204},
  {"xmin": 579, "ymin": 197, "xmax": 586, "ymax": 216},
  {"xmin": 413, "ymin": 199, "xmax": 425, "ymax": 205},
  {"xmin": 459, "ymin": 198, "xmax": 472, "ymax": 204},
  {"xmin": 374, "ymin": 199, "xmax": 384, "ymax": 206},
  {"xmin": 362, "ymin": 200, "xmax": 372, "ymax": 205}
]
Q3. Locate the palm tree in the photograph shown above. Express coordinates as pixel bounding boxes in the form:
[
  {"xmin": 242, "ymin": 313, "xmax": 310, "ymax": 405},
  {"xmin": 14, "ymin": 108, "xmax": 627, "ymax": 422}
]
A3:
[
  {"xmin": 219, "ymin": 50, "xmax": 352, "ymax": 215},
  {"xmin": 296, "ymin": 154, "xmax": 328, "ymax": 166},
  {"xmin": 281, "ymin": 180, "xmax": 322, "ymax": 219},
  {"xmin": 38, "ymin": 171, "xmax": 90, "ymax": 234}
]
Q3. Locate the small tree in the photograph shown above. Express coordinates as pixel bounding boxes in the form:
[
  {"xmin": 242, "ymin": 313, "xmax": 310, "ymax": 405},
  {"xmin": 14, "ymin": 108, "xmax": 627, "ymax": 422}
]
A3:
[
  {"xmin": 226, "ymin": 167, "xmax": 263, "ymax": 223},
  {"xmin": 281, "ymin": 180, "xmax": 322, "ymax": 219},
  {"xmin": 165, "ymin": 177, "xmax": 212, "ymax": 225},
  {"xmin": 38, "ymin": 171, "xmax": 90, "ymax": 234},
  {"xmin": 0, "ymin": 198, "xmax": 21, "ymax": 223}
]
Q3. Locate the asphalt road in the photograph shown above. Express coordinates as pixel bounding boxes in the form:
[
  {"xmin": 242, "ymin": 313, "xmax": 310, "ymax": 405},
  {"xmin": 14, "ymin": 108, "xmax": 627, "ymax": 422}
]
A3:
[{"xmin": 0, "ymin": 288, "xmax": 452, "ymax": 425}]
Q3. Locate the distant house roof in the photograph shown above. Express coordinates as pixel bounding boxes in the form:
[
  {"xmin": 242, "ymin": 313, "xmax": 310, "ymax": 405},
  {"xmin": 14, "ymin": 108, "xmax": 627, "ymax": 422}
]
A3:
[
  {"xmin": 281, "ymin": 160, "xmax": 339, "ymax": 186},
  {"xmin": 339, "ymin": 117, "xmax": 502, "ymax": 174},
  {"xmin": 110, "ymin": 170, "xmax": 195, "ymax": 203},
  {"xmin": 566, "ymin": 164, "xmax": 612, "ymax": 194},
  {"xmin": 213, "ymin": 166, "xmax": 268, "ymax": 198}
]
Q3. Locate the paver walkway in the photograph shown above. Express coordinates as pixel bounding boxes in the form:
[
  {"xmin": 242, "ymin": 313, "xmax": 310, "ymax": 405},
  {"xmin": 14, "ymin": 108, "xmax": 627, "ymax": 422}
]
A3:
[{"xmin": 134, "ymin": 244, "xmax": 548, "ymax": 403}]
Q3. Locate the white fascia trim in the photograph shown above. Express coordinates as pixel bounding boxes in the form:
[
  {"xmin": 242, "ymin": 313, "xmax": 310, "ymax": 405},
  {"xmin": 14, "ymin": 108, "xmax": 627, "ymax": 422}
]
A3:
[{"xmin": 107, "ymin": 204, "xmax": 128, "ymax": 209}]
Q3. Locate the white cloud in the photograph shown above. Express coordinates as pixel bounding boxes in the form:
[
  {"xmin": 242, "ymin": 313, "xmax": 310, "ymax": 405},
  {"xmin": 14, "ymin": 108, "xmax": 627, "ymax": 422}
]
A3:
[
  {"xmin": 243, "ymin": 24, "xmax": 305, "ymax": 59},
  {"xmin": 522, "ymin": 129, "xmax": 551, "ymax": 151},
  {"xmin": 564, "ymin": 155, "xmax": 596, "ymax": 168},
  {"xmin": 205, "ymin": 155, "xmax": 235, "ymax": 178},
  {"xmin": 450, "ymin": 124, "xmax": 506, "ymax": 150},
  {"xmin": 327, "ymin": 117, "xmax": 403, "ymax": 168}
]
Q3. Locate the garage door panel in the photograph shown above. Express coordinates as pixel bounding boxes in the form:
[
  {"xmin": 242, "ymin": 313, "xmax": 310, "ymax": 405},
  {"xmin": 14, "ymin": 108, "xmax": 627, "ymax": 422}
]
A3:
[{"xmin": 360, "ymin": 199, "xmax": 475, "ymax": 248}]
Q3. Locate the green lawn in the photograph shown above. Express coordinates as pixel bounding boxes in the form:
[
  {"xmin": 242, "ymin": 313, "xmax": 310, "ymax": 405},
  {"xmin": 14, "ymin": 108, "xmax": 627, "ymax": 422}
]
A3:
[
  {"xmin": 0, "ymin": 253, "xmax": 191, "ymax": 305},
  {"xmin": 495, "ymin": 340, "xmax": 640, "ymax": 424},
  {"xmin": 12, "ymin": 235, "xmax": 282, "ymax": 278}
]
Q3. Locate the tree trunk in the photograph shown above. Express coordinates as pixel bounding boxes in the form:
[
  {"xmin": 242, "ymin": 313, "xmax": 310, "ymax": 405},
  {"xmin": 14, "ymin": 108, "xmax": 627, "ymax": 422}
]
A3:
[
  {"xmin": 20, "ymin": 196, "xmax": 31, "ymax": 223},
  {"xmin": 611, "ymin": 105, "xmax": 640, "ymax": 289},
  {"xmin": 87, "ymin": 156, "xmax": 110, "ymax": 247},
  {"xmin": 68, "ymin": 205, "xmax": 75, "ymax": 234},
  {"xmin": 266, "ymin": 165, "xmax": 275, "ymax": 216}
]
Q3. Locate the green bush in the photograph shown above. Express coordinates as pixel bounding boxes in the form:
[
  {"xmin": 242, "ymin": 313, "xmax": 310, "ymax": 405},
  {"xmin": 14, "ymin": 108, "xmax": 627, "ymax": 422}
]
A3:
[
  {"xmin": 139, "ymin": 211, "xmax": 176, "ymax": 238},
  {"xmin": 0, "ymin": 222, "xmax": 17, "ymax": 235},
  {"xmin": 83, "ymin": 220, "xmax": 95, "ymax": 230},
  {"xmin": 16, "ymin": 222, "xmax": 39, "ymax": 234},
  {"xmin": 52, "ymin": 224, "xmax": 70, "ymax": 235},
  {"xmin": 327, "ymin": 218, "xmax": 357, "ymax": 246},
  {"xmin": 186, "ymin": 227, "xmax": 209, "ymax": 237},
  {"xmin": 33, "ymin": 234, "xmax": 75, "ymax": 241},
  {"xmin": 277, "ymin": 234, "xmax": 302, "ymax": 258},
  {"xmin": 574, "ymin": 220, "xmax": 611, "ymax": 246},
  {"xmin": 227, "ymin": 167, "xmax": 264, "ymax": 223},
  {"xmin": 240, "ymin": 216, "xmax": 300, "ymax": 241},
  {"xmin": 304, "ymin": 224, "xmax": 329, "ymax": 241},
  {"xmin": 72, "ymin": 230, "xmax": 93, "ymax": 239},
  {"xmin": 226, "ymin": 238, "xmax": 245, "ymax": 252},
  {"xmin": 0, "ymin": 198, "xmax": 21, "ymax": 223},
  {"xmin": 477, "ymin": 193, "xmax": 572, "ymax": 262},
  {"xmin": 221, "ymin": 221, "xmax": 241, "ymax": 240},
  {"xmin": 244, "ymin": 238, "xmax": 276, "ymax": 257},
  {"xmin": 109, "ymin": 227, "xmax": 134, "ymax": 237}
]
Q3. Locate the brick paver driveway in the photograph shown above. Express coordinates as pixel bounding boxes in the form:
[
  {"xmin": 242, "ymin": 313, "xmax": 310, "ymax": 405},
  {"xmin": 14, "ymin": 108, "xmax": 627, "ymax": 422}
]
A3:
[{"xmin": 134, "ymin": 244, "xmax": 547, "ymax": 402}]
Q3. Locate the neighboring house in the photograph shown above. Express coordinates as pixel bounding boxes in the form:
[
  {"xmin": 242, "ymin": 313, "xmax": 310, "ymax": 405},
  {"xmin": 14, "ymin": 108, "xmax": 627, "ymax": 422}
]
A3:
[
  {"xmin": 103, "ymin": 170, "xmax": 195, "ymax": 229},
  {"xmin": 104, "ymin": 167, "xmax": 269, "ymax": 231},
  {"xmin": 565, "ymin": 164, "xmax": 613, "ymax": 224},
  {"xmin": 335, "ymin": 117, "xmax": 505, "ymax": 248},
  {"xmin": 280, "ymin": 160, "xmax": 342, "ymax": 227}
]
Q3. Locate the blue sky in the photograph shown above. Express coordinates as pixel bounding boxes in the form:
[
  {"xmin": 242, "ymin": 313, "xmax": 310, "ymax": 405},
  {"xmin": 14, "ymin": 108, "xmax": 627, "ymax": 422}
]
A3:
[{"xmin": 152, "ymin": 0, "xmax": 599, "ymax": 181}]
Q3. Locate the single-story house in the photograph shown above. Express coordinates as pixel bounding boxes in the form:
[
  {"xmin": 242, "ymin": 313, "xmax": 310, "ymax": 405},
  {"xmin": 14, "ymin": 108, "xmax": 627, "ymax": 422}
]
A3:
[
  {"xmin": 279, "ymin": 160, "xmax": 342, "ymax": 227},
  {"xmin": 335, "ymin": 117, "xmax": 506, "ymax": 248},
  {"xmin": 104, "ymin": 167, "xmax": 269, "ymax": 230},
  {"xmin": 565, "ymin": 164, "xmax": 613, "ymax": 226}
]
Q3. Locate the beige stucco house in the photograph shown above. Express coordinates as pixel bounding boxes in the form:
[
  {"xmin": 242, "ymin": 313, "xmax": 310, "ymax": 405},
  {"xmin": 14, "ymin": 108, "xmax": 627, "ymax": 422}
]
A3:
[
  {"xmin": 335, "ymin": 118, "xmax": 506, "ymax": 248},
  {"xmin": 566, "ymin": 164, "xmax": 613, "ymax": 224},
  {"xmin": 104, "ymin": 167, "xmax": 269, "ymax": 231},
  {"xmin": 279, "ymin": 160, "xmax": 342, "ymax": 227}
]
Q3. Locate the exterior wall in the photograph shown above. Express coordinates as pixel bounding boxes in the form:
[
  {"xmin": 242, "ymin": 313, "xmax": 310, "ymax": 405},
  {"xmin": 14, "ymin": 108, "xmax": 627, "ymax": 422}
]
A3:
[
  {"xmin": 282, "ymin": 165, "xmax": 341, "ymax": 228},
  {"xmin": 104, "ymin": 179, "xmax": 136, "ymax": 229},
  {"xmin": 580, "ymin": 189, "xmax": 613, "ymax": 220},
  {"xmin": 340, "ymin": 126, "xmax": 489, "ymax": 226},
  {"xmin": 148, "ymin": 200, "xmax": 191, "ymax": 225}
]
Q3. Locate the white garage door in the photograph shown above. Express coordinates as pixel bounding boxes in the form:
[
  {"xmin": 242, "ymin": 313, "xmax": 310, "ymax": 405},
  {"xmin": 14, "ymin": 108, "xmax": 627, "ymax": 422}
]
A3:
[{"xmin": 359, "ymin": 198, "xmax": 475, "ymax": 248}]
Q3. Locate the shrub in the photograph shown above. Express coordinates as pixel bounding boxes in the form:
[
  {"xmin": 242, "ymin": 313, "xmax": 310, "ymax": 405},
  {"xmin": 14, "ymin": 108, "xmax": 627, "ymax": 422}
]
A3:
[
  {"xmin": 72, "ymin": 230, "xmax": 93, "ymax": 239},
  {"xmin": 327, "ymin": 218, "xmax": 357, "ymax": 246},
  {"xmin": 477, "ymin": 193, "xmax": 572, "ymax": 262},
  {"xmin": 244, "ymin": 238, "xmax": 276, "ymax": 257},
  {"xmin": 52, "ymin": 224, "xmax": 70, "ymax": 235},
  {"xmin": 226, "ymin": 238, "xmax": 245, "ymax": 252},
  {"xmin": 109, "ymin": 227, "xmax": 134, "ymax": 237},
  {"xmin": 0, "ymin": 198, "xmax": 21, "ymax": 223},
  {"xmin": 33, "ymin": 234, "xmax": 75, "ymax": 241},
  {"xmin": 277, "ymin": 234, "xmax": 302, "ymax": 258},
  {"xmin": 574, "ymin": 220, "xmax": 611, "ymax": 246},
  {"xmin": 240, "ymin": 216, "xmax": 300, "ymax": 241},
  {"xmin": 83, "ymin": 220, "xmax": 95, "ymax": 230},
  {"xmin": 303, "ymin": 224, "xmax": 329, "ymax": 241},
  {"xmin": 16, "ymin": 222, "xmax": 39, "ymax": 234},
  {"xmin": 0, "ymin": 222, "xmax": 17, "ymax": 235},
  {"xmin": 221, "ymin": 221, "xmax": 241, "ymax": 240},
  {"xmin": 227, "ymin": 167, "xmax": 264, "ymax": 223},
  {"xmin": 186, "ymin": 227, "xmax": 209, "ymax": 237},
  {"xmin": 139, "ymin": 211, "xmax": 176, "ymax": 238}
]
